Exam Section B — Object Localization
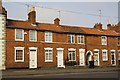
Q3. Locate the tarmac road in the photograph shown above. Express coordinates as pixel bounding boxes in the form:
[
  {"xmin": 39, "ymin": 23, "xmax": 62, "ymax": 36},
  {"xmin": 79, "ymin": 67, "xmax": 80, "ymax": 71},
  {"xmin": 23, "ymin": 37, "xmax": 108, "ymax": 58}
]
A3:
[
  {"xmin": 2, "ymin": 71, "xmax": 120, "ymax": 80},
  {"xmin": 1, "ymin": 67, "xmax": 120, "ymax": 80}
]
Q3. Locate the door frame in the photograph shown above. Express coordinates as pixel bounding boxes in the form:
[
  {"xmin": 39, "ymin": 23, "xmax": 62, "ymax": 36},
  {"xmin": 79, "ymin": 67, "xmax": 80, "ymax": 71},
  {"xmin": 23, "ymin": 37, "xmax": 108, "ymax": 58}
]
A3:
[
  {"xmin": 110, "ymin": 50, "xmax": 116, "ymax": 66},
  {"xmin": 86, "ymin": 51, "xmax": 93, "ymax": 65},
  {"xmin": 94, "ymin": 49, "xmax": 100, "ymax": 66},
  {"xmin": 57, "ymin": 48, "xmax": 65, "ymax": 68},
  {"xmin": 29, "ymin": 47, "xmax": 37, "ymax": 69},
  {"xmin": 79, "ymin": 49, "xmax": 85, "ymax": 66}
]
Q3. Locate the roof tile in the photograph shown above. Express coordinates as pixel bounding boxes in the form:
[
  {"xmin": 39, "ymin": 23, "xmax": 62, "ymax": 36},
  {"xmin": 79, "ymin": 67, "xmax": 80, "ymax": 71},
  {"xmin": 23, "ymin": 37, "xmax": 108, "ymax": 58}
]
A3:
[{"xmin": 7, "ymin": 19, "xmax": 119, "ymax": 36}]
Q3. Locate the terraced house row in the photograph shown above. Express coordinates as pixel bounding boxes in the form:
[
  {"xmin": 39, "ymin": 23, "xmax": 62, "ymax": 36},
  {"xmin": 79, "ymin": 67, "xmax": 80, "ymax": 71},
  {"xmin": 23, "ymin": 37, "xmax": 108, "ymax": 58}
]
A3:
[{"xmin": 0, "ymin": 4, "xmax": 120, "ymax": 70}]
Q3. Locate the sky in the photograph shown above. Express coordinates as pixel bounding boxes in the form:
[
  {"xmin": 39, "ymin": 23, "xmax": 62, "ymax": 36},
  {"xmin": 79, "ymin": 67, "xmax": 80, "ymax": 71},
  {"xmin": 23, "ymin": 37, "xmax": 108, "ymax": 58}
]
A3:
[{"xmin": 2, "ymin": 1, "xmax": 119, "ymax": 29}]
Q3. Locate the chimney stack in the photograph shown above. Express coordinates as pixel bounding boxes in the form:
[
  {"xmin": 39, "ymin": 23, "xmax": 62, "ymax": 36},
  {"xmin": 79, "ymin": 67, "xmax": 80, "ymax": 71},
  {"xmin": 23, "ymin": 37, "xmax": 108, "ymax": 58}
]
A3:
[
  {"xmin": 54, "ymin": 18, "xmax": 60, "ymax": 26},
  {"xmin": 94, "ymin": 23, "xmax": 102, "ymax": 30},
  {"xmin": 28, "ymin": 6, "xmax": 36, "ymax": 24},
  {"xmin": 107, "ymin": 24, "xmax": 112, "ymax": 30}
]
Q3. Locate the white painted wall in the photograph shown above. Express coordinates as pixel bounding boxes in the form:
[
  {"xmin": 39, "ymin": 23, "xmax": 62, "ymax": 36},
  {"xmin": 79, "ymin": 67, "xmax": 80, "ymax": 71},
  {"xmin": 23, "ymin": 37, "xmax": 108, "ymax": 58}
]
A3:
[{"xmin": 0, "ymin": 14, "xmax": 6, "ymax": 70}]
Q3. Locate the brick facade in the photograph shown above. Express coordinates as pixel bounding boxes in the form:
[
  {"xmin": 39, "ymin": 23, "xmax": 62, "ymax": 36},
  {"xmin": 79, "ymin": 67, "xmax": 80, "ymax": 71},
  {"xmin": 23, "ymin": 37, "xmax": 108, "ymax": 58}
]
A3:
[{"xmin": 2, "ymin": 6, "xmax": 120, "ymax": 69}]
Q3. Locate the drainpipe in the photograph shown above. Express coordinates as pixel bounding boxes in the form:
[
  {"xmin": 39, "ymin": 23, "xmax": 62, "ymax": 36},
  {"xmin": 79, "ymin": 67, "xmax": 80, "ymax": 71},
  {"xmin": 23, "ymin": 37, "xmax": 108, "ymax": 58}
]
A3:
[{"xmin": 85, "ymin": 35, "xmax": 87, "ymax": 67}]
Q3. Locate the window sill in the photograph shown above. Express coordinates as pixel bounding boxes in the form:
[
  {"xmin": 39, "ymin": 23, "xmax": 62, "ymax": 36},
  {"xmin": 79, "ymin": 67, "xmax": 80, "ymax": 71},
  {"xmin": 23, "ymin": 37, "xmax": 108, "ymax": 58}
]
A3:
[
  {"xmin": 102, "ymin": 60, "xmax": 108, "ymax": 62},
  {"xmin": 45, "ymin": 60, "xmax": 53, "ymax": 63},
  {"xmin": 78, "ymin": 43, "xmax": 85, "ymax": 45},
  {"xmin": 45, "ymin": 41, "xmax": 53, "ymax": 43},
  {"xmin": 15, "ymin": 61, "xmax": 24, "ymax": 63},
  {"xmin": 15, "ymin": 39, "xmax": 24, "ymax": 41},
  {"xmin": 101, "ymin": 44, "xmax": 107, "ymax": 46},
  {"xmin": 68, "ymin": 60, "xmax": 76, "ymax": 62},
  {"xmin": 68, "ymin": 43, "xmax": 75, "ymax": 44},
  {"xmin": 29, "ymin": 40, "xmax": 37, "ymax": 42}
]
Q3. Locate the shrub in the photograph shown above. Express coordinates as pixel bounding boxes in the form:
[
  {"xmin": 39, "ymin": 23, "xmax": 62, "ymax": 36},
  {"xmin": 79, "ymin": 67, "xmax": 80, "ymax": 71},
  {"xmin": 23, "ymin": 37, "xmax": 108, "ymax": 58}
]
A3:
[{"xmin": 65, "ymin": 61, "xmax": 77, "ymax": 66}]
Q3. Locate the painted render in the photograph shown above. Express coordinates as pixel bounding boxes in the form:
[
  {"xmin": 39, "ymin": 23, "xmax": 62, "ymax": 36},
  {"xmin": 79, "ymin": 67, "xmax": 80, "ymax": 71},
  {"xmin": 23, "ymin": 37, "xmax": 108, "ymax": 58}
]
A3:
[{"xmin": 0, "ymin": 2, "xmax": 7, "ymax": 70}]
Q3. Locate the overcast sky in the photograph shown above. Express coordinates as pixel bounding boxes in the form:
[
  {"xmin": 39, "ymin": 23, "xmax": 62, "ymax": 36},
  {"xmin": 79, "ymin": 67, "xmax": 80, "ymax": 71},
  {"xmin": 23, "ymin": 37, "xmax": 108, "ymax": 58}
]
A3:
[{"xmin": 2, "ymin": 1, "xmax": 119, "ymax": 29}]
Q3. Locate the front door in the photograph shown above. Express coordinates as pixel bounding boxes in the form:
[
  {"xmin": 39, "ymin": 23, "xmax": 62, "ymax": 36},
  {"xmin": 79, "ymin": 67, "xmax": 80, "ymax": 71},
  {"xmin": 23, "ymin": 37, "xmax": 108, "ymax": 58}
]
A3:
[
  {"xmin": 94, "ymin": 51, "xmax": 99, "ymax": 66},
  {"xmin": 57, "ymin": 49, "xmax": 65, "ymax": 68},
  {"xmin": 29, "ymin": 49, "xmax": 37, "ymax": 69},
  {"xmin": 111, "ymin": 50, "xmax": 116, "ymax": 66},
  {"xmin": 79, "ymin": 49, "xmax": 85, "ymax": 66}
]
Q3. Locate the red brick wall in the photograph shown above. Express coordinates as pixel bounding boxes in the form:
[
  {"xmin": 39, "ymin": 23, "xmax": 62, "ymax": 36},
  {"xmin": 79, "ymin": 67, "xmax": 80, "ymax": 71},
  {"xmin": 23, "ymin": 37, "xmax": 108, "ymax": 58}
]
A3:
[{"xmin": 6, "ymin": 28, "xmax": 119, "ymax": 69}]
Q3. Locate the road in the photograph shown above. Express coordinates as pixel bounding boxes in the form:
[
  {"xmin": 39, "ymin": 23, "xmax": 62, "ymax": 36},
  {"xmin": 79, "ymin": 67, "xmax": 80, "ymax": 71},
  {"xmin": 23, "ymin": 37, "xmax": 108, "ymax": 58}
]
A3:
[{"xmin": 2, "ymin": 71, "xmax": 120, "ymax": 80}]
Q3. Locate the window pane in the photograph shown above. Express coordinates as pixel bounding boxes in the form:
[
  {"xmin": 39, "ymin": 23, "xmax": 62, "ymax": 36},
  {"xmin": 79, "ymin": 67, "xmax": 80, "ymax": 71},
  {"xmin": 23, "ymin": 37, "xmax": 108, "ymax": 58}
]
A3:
[
  {"xmin": 46, "ymin": 52, "xmax": 49, "ymax": 60},
  {"xmin": 72, "ymin": 52, "xmax": 75, "ymax": 60},
  {"xmin": 69, "ymin": 51, "xmax": 75, "ymax": 61},
  {"xmin": 16, "ymin": 29, "xmax": 23, "ymax": 40},
  {"xmin": 102, "ymin": 36, "xmax": 107, "ymax": 45},
  {"xmin": 45, "ymin": 32, "xmax": 52, "ymax": 42},
  {"xmin": 102, "ymin": 51, "xmax": 107, "ymax": 61},
  {"xmin": 81, "ymin": 36, "xmax": 84, "ymax": 43},
  {"xmin": 78, "ymin": 37, "xmax": 80, "ymax": 43},
  {"xmin": 45, "ymin": 49, "xmax": 52, "ymax": 61},
  {"xmin": 72, "ymin": 35, "xmax": 74, "ymax": 43},
  {"xmin": 69, "ymin": 53, "xmax": 72, "ymax": 60},
  {"xmin": 78, "ymin": 35, "xmax": 84, "ymax": 44},
  {"xmin": 68, "ymin": 34, "xmax": 74, "ymax": 43},
  {"xmin": 30, "ymin": 30, "xmax": 36, "ymax": 41},
  {"xmin": 16, "ymin": 50, "xmax": 23, "ymax": 60},
  {"xmin": 49, "ymin": 53, "xmax": 52, "ymax": 60},
  {"xmin": 68, "ymin": 35, "xmax": 71, "ymax": 43}
]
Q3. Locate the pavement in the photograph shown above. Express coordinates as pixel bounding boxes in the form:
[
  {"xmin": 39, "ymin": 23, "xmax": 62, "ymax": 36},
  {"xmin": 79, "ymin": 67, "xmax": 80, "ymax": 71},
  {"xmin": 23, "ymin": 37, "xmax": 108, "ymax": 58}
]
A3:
[{"xmin": 1, "ymin": 66, "xmax": 120, "ymax": 77}]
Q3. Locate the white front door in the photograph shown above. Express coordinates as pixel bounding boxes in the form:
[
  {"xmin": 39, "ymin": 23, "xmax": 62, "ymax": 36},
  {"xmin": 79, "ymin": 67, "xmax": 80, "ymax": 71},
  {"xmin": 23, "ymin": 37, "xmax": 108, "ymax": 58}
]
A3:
[
  {"xmin": 94, "ymin": 50, "xmax": 99, "ymax": 66},
  {"xmin": 111, "ymin": 50, "xmax": 116, "ymax": 66},
  {"xmin": 57, "ymin": 49, "xmax": 65, "ymax": 68},
  {"xmin": 29, "ymin": 49, "xmax": 37, "ymax": 69},
  {"xmin": 79, "ymin": 49, "xmax": 85, "ymax": 66}
]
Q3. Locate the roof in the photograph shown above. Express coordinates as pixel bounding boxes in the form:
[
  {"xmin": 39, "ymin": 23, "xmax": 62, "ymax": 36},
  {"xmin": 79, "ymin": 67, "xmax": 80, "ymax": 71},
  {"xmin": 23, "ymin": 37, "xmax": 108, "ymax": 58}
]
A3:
[
  {"xmin": 6, "ymin": 19, "xmax": 85, "ymax": 34},
  {"xmin": 6, "ymin": 19, "xmax": 120, "ymax": 36},
  {"xmin": 80, "ymin": 27, "xmax": 120, "ymax": 36}
]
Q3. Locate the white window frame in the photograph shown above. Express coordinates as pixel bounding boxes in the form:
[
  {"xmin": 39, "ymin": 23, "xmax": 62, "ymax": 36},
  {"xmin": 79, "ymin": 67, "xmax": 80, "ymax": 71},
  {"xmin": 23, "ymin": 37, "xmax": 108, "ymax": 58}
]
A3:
[
  {"xmin": 68, "ymin": 48, "xmax": 76, "ymax": 61},
  {"xmin": 77, "ymin": 35, "xmax": 84, "ymax": 44},
  {"xmin": 110, "ymin": 50, "xmax": 116, "ymax": 65},
  {"xmin": 68, "ymin": 34, "xmax": 75, "ymax": 44},
  {"xmin": 94, "ymin": 49, "xmax": 100, "ymax": 66},
  {"xmin": 102, "ymin": 50, "xmax": 108, "ymax": 61},
  {"xmin": 45, "ymin": 31, "xmax": 52, "ymax": 42},
  {"xmin": 79, "ymin": 49, "xmax": 85, "ymax": 66},
  {"xmin": 14, "ymin": 47, "xmax": 24, "ymax": 62},
  {"xmin": 101, "ymin": 36, "xmax": 107, "ymax": 45},
  {"xmin": 118, "ymin": 50, "xmax": 120, "ymax": 60},
  {"xmin": 44, "ymin": 48, "xmax": 53, "ymax": 62},
  {"xmin": 15, "ymin": 29, "xmax": 24, "ymax": 41},
  {"xmin": 29, "ymin": 30, "xmax": 37, "ymax": 42}
]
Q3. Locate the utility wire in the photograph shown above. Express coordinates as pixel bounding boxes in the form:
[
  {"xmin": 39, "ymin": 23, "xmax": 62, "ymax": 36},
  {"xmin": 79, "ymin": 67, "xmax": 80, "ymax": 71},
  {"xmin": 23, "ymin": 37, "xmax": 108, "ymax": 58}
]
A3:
[{"xmin": 13, "ymin": 2, "xmax": 119, "ymax": 19}]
